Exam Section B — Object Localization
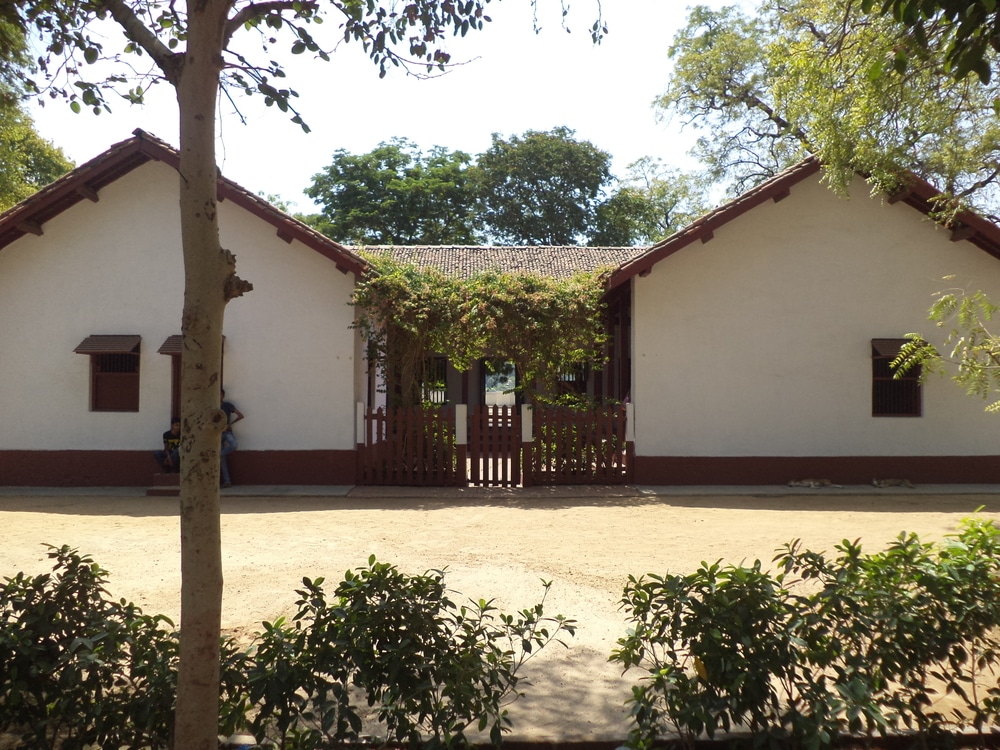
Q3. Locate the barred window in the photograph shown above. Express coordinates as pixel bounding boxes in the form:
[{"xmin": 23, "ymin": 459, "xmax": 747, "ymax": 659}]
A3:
[
  {"xmin": 74, "ymin": 335, "xmax": 141, "ymax": 412},
  {"xmin": 872, "ymin": 339, "xmax": 921, "ymax": 417}
]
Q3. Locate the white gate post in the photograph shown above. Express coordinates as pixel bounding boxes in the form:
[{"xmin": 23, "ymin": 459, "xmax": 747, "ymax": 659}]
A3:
[
  {"xmin": 455, "ymin": 404, "xmax": 467, "ymax": 445},
  {"xmin": 355, "ymin": 401, "xmax": 365, "ymax": 447}
]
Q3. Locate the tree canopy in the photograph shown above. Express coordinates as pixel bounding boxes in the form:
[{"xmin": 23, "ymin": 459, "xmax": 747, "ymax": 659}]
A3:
[
  {"xmin": 661, "ymin": 1, "xmax": 1000, "ymax": 212},
  {"xmin": 304, "ymin": 129, "xmax": 706, "ymax": 247},
  {"xmin": 475, "ymin": 126, "xmax": 614, "ymax": 245},
  {"xmin": 304, "ymin": 138, "xmax": 480, "ymax": 245},
  {"xmin": 862, "ymin": 0, "xmax": 1000, "ymax": 83}
]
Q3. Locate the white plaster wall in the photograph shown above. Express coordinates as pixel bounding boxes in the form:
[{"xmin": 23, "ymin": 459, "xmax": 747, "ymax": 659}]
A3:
[
  {"xmin": 0, "ymin": 160, "xmax": 357, "ymax": 451},
  {"xmin": 632, "ymin": 176, "xmax": 1000, "ymax": 457},
  {"xmin": 217, "ymin": 199, "xmax": 357, "ymax": 450},
  {"xmin": 0, "ymin": 162, "xmax": 183, "ymax": 450}
]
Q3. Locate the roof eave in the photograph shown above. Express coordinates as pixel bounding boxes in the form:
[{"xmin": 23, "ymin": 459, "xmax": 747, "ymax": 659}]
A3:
[
  {"xmin": 609, "ymin": 158, "xmax": 822, "ymax": 289},
  {"xmin": 0, "ymin": 129, "xmax": 368, "ymax": 277},
  {"xmin": 608, "ymin": 158, "xmax": 1000, "ymax": 287}
]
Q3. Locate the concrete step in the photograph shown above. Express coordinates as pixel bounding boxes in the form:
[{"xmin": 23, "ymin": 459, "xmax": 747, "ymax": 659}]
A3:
[
  {"xmin": 147, "ymin": 472, "xmax": 180, "ymax": 496},
  {"xmin": 151, "ymin": 472, "xmax": 179, "ymax": 486}
]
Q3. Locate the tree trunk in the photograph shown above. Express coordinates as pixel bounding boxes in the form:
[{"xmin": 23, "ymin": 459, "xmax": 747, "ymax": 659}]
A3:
[{"xmin": 173, "ymin": 2, "xmax": 231, "ymax": 748}]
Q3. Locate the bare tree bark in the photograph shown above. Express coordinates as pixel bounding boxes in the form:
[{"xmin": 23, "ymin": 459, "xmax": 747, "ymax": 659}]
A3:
[{"xmin": 173, "ymin": 2, "xmax": 231, "ymax": 748}]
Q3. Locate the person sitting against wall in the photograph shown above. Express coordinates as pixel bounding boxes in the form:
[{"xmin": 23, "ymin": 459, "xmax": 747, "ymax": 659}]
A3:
[
  {"xmin": 220, "ymin": 389, "xmax": 244, "ymax": 488},
  {"xmin": 154, "ymin": 417, "xmax": 181, "ymax": 474}
]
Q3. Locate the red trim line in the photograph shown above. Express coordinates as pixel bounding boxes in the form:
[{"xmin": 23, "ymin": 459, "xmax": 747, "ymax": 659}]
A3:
[
  {"xmin": 0, "ymin": 130, "xmax": 368, "ymax": 278},
  {"xmin": 634, "ymin": 455, "xmax": 1000, "ymax": 485}
]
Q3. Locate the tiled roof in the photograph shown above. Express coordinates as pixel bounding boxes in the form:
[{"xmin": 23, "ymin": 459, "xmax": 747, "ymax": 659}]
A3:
[
  {"xmin": 355, "ymin": 245, "xmax": 649, "ymax": 279},
  {"xmin": 0, "ymin": 129, "xmax": 367, "ymax": 277}
]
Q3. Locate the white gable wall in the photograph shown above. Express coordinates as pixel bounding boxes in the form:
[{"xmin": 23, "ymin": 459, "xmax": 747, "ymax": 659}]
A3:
[
  {"xmin": 0, "ymin": 159, "xmax": 358, "ymax": 483},
  {"xmin": 632, "ymin": 175, "xmax": 1000, "ymax": 460},
  {"xmin": 0, "ymin": 162, "xmax": 183, "ymax": 451}
]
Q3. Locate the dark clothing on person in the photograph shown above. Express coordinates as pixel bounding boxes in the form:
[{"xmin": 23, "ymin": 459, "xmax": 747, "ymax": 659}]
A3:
[
  {"xmin": 222, "ymin": 401, "xmax": 239, "ymax": 432},
  {"xmin": 154, "ymin": 426, "xmax": 181, "ymax": 473}
]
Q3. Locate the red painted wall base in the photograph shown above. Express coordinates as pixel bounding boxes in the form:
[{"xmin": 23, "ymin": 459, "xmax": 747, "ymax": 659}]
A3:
[
  {"xmin": 0, "ymin": 450, "xmax": 357, "ymax": 486},
  {"xmin": 633, "ymin": 455, "xmax": 1000, "ymax": 485}
]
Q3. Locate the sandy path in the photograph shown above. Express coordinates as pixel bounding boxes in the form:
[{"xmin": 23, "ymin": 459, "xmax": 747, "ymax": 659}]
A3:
[{"xmin": 1, "ymin": 489, "xmax": 997, "ymax": 741}]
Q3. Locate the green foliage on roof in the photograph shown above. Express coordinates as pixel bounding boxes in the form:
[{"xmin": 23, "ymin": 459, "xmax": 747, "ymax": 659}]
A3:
[{"xmin": 352, "ymin": 254, "xmax": 611, "ymax": 408}]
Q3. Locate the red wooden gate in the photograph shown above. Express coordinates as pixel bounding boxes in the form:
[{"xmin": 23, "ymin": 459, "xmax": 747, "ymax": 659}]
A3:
[
  {"xmin": 527, "ymin": 404, "xmax": 631, "ymax": 485},
  {"xmin": 357, "ymin": 405, "xmax": 461, "ymax": 486},
  {"xmin": 468, "ymin": 404, "xmax": 521, "ymax": 487},
  {"xmin": 356, "ymin": 403, "xmax": 630, "ymax": 487}
]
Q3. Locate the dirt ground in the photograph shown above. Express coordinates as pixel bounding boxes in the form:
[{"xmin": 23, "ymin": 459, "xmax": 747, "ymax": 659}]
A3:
[{"xmin": 2, "ymin": 486, "xmax": 998, "ymax": 742}]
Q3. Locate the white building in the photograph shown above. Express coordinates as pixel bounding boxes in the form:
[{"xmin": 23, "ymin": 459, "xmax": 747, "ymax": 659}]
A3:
[
  {"xmin": 0, "ymin": 131, "xmax": 365, "ymax": 486},
  {"xmin": 611, "ymin": 159, "xmax": 1000, "ymax": 484},
  {"xmin": 3, "ymin": 136, "xmax": 999, "ymax": 486}
]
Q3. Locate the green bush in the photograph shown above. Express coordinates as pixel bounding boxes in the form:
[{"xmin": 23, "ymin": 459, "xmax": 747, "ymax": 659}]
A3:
[
  {"xmin": 246, "ymin": 557, "xmax": 576, "ymax": 750},
  {"xmin": 0, "ymin": 548, "xmax": 575, "ymax": 750},
  {"xmin": 0, "ymin": 545, "xmax": 177, "ymax": 750},
  {"xmin": 612, "ymin": 516, "xmax": 1000, "ymax": 750}
]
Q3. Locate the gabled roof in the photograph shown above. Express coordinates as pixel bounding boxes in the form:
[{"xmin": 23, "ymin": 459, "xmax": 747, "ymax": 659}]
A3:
[
  {"xmin": 609, "ymin": 156, "xmax": 1000, "ymax": 288},
  {"xmin": 357, "ymin": 244, "xmax": 648, "ymax": 280},
  {"xmin": 0, "ymin": 129, "xmax": 367, "ymax": 276}
]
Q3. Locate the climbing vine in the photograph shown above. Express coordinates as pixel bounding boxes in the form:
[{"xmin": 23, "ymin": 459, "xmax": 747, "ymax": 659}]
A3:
[{"xmin": 351, "ymin": 255, "xmax": 611, "ymax": 407}]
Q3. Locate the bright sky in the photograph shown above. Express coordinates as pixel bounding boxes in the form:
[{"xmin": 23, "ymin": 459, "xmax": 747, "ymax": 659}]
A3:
[{"xmin": 27, "ymin": 1, "xmax": 711, "ymax": 212}]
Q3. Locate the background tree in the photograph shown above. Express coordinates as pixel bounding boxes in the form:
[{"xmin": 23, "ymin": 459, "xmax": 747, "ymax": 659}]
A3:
[
  {"xmin": 0, "ymin": 15, "xmax": 71, "ymax": 210},
  {"xmin": 661, "ymin": 1, "xmax": 1000, "ymax": 211},
  {"xmin": 476, "ymin": 126, "xmax": 613, "ymax": 244},
  {"xmin": 8, "ymin": 2, "xmax": 502, "ymax": 747},
  {"xmin": 303, "ymin": 129, "xmax": 703, "ymax": 247},
  {"xmin": 590, "ymin": 157, "xmax": 711, "ymax": 245},
  {"xmin": 0, "ymin": 101, "xmax": 73, "ymax": 210},
  {"xmin": 861, "ymin": 0, "xmax": 1000, "ymax": 82},
  {"xmin": 304, "ymin": 138, "xmax": 480, "ymax": 244}
]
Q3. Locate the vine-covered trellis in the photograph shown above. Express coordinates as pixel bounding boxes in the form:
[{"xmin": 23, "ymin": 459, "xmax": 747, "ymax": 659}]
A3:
[{"xmin": 351, "ymin": 254, "xmax": 612, "ymax": 407}]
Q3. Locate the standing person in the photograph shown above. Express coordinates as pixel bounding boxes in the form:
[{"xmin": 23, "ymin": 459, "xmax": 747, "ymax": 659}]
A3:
[
  {"xmin": 154, "ymin": 417, "xmax": 181, "ymax": 473},
  {"xmin": 220, "ymin": 388, "xmax": 244, "ymax": 487}
]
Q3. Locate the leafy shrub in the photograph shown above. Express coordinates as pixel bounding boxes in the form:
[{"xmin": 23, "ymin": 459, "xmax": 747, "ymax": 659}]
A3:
[
  {"xmin": 612, "ymin": 516, "xmax": 1000, "ymax": 750},
  {"xmin": 612, "ymin": 560, "xmax": 798, "ymax": 750},
  {"xmin": 0, "ymin": 544, "xmax": 177, "ymax": 750},
  {"xmin": 0, "ymin": 549, "xmax": 574, "ymax": 750},
  {"xmin": 247, "ymin": 556, "xmax": 576, "ymax": 750}
]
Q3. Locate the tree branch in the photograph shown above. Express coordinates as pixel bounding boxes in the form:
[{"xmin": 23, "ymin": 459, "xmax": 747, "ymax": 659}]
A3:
[
  {"xmin": 223, "ymin": 1, "xmax": 320, "ymax": 47},
  {"xmin": 100, "ymin": 0, "xmax": 183, "ymax": 84}
]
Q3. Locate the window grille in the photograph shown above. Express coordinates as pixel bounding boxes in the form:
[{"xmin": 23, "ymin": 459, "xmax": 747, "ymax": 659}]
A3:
[
  {"xmin": 872, "ymin": 339, "xmax": 921, "ymax": 417},
  {"xmin": 75, "ymin": 335, "xmax": 141, "ymax": 412}
]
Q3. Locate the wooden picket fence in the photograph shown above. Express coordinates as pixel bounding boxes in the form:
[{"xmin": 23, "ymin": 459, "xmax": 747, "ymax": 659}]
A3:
[
  {"xmin": 356, "ymin": 402, "xmax": 631, "ymax": 487},
  {"xmin": 527, "ymin": 404, "xmax": 632, "ymax": 485},
  {"xmin": 356, "ymin": 405, "xmax": 462, "ymax": 486}
]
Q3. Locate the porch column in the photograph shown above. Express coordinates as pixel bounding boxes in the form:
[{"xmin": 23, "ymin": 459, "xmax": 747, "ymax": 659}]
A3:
[
  {"xmin": 455, "ymin": 404, "xmax": 467, "ymax": 487},
  {"xmin": 355, "ymin": 401, "xmax": 365, "ymax": 485},
  {"xmin": 625, "ymin": 401, "xmax": 635, "ymax": 484},
  {"xmin": 521, "ymin": 403, "xmax": 534, "ymax": 487}
]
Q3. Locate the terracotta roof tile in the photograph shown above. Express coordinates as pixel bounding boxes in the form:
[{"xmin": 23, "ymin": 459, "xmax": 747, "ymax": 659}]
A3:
[{"xmin": 355, "ymin": 245, "xmax": 649, "ymax": 279}]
